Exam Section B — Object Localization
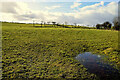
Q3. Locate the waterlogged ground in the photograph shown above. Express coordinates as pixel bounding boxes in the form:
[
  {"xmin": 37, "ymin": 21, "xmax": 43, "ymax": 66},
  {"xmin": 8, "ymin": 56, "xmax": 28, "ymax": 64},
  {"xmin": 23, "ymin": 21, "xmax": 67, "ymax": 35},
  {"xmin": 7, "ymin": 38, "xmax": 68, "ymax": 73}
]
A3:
[
  {"xmin": 2, "ymin": 22, "xmax": 120, "ymax": 79},
  {"xmin": 75, "ymin": 52, "xmax": 120, "ymax": 80}
]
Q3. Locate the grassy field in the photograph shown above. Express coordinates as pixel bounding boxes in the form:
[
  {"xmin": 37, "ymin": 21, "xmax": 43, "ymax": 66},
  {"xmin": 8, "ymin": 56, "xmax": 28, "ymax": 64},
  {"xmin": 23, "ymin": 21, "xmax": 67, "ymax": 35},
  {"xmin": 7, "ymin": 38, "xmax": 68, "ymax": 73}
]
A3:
[{"xmin": 2, "ymin": 22, "xmax": 120, "ymax": 79}]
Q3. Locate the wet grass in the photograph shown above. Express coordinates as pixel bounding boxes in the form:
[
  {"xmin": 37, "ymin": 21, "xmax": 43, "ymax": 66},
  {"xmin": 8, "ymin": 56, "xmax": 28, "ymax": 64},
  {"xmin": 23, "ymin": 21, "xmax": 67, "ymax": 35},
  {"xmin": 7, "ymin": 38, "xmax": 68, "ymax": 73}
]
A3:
[{"xmin": 2, "ymin": 22, "xmax": 119, "ymax": 79}]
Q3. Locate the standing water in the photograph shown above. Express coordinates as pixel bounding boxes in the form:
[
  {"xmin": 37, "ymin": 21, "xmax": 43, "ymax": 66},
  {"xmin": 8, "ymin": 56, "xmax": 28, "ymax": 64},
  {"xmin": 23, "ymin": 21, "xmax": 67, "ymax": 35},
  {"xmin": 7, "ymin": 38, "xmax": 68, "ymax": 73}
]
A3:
[{"xmin": 75, "ymin": 52, "xmax": 120, "ymax": 80}]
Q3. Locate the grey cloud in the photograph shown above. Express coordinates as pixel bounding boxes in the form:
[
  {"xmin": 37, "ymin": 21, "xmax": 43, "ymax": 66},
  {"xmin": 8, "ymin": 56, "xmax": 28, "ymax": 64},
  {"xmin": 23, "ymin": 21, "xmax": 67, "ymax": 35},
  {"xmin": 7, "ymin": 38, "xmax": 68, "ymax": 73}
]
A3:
[
  {"xmin": 14, "ymin": 13, "xmax": 37, "ymax": 21},
  {"xmin": 14, "ymin": 12, "xmax": 46, "ymax": 21},
  {"xmin": 56, "ymin": 14, "xmax": 81, "ymax": 24},
  {"xmin": 1, "ymin": 2, "xmax": 19, "ymax": 13},
  {"xmin": 21, "ymin": 14, "xmax": 37, "ymax": 19},
  {"xmin": 14, "ymin": 15, "xmax": 30, "ymax": 21}
]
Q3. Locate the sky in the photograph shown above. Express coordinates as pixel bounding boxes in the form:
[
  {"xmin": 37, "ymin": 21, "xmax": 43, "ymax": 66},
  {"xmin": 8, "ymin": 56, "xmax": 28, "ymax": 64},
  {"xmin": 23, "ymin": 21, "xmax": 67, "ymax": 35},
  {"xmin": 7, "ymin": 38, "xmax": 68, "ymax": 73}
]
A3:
[{"xmin": 0, "ymin": 0, "xmax": 119, "ymax": 26}]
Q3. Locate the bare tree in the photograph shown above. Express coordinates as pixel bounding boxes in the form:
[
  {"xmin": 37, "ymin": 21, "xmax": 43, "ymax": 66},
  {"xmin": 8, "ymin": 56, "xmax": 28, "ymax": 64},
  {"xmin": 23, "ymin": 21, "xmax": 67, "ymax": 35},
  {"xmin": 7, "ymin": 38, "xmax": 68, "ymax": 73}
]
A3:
[
  {"xmin": 65, "ymin": 22, "xmax": 67, "ymax": 25},
  {"xmin": 74, "ymin": 23, "xmax": 77, "ymax": 27},
  {"xmin": 52, "ymin": 22, "xmax": 56, "ymax": 27},
  {"xmin": 113, "ymin": 17, "xmax": 120, "ymax": 30},
  {"xmin": 41, "ymin": 21, "xmax": 44, "ymax": 27},
  {"xmin": 47, "ymin": 22, "xmax": 50, "ymax": 25},
  {"xmin": 33, "ymin": 20, "xmax": 35, "ymax": 27},
  {"xmin": 44, "ymin": 22, "xmax": 46, "ymax": 27}
]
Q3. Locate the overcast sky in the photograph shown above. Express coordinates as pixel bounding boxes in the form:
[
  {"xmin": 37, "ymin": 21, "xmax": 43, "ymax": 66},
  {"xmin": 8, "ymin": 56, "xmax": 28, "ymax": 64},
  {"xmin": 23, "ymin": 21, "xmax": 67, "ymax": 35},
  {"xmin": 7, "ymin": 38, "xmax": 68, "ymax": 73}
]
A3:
[{"xmin": 0, "ymin": 0, "xmax": 119, "ymax": 26}]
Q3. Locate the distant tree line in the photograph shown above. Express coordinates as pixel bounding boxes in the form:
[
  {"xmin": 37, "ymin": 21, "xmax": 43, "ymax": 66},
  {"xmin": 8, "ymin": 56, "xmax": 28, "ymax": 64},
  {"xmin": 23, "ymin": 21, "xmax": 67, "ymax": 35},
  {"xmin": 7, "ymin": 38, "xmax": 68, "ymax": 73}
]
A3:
[
  {"xmin": 112, "ymin": 17, "xmax": 120, "ymax": 30},
  {"xmin": 96, "ymin": 17, "xmax": 120, "ymax": 30},
  {"xmin": 96, "ymin": 22, "xmax": 112, "ymax": 29}
]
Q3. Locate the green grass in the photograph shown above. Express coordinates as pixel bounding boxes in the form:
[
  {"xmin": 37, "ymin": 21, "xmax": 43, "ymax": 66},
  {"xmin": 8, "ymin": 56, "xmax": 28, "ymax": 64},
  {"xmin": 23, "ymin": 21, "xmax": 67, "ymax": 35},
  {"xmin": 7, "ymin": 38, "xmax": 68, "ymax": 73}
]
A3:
[{"xmin": 2, "ymin": 22, "xmax": 119, "ymax": 79}]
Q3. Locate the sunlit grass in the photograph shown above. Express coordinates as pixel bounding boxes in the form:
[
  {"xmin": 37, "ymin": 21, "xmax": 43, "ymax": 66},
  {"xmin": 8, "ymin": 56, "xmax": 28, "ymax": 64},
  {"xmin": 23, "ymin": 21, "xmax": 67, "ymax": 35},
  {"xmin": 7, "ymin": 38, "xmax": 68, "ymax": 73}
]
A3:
[{"xmin": 2, "ymin": 22, "xmax": 119, "ymax": 79}]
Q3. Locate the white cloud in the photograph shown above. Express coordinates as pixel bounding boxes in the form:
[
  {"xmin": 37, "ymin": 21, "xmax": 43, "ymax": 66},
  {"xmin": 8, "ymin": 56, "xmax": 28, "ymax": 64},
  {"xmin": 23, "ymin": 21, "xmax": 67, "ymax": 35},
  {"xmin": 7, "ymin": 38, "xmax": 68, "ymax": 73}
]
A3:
[
  {"xmin": 0, "ymin": 0, "xmax": 37, "ymax": 2},
  {"xmin": 76, "ymin": 0, "xmax": 82, "ymax": 2},
  {"xmin": 79, "ymin": 1, "xmax": 104, "ymax": 12},
  {"xmin": 1, "ymin": 2, "xmax": 30, "ymax": 14},
  {"xmin": 101, "ymin": 1, "xmax": 104, "ymax": 6},
  {"xmin": 1, "ymin": 2, "xmax": 34, "ymax": 22},
  {"xmin": 75, "ymin": 2, "xmax": 118, "ymax": 25},
  {"xmin": 71, "ymin": 2, "xmax": 82, "ymax": 8},
  {"xmin": 0, "ymin": 2, "xmax": 118, "ymax": 26},
  {"xmin": 45, "ymin": 6, "xmax": 61, "ymax": 10}
]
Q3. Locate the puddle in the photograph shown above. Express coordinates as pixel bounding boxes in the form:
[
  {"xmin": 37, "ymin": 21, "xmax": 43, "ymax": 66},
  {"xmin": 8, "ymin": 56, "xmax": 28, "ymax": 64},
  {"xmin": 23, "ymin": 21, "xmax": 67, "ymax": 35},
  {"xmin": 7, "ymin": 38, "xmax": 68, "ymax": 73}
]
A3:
[{"xmin": 75, "ymin": 52, "xmax": 120, "ymax": 80}]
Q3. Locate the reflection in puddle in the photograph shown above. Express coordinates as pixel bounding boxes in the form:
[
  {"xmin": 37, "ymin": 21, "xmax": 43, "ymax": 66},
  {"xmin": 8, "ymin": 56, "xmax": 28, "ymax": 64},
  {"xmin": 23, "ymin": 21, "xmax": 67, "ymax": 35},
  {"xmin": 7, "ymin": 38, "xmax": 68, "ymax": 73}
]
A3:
[{"xmin": 75, "ymin": 52, "xmax": 120, "ymax": 80}]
